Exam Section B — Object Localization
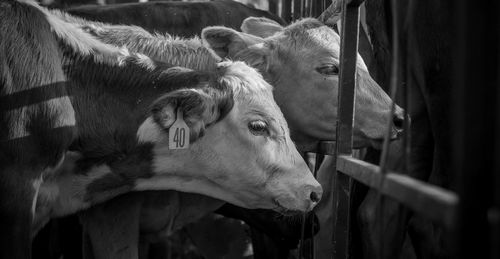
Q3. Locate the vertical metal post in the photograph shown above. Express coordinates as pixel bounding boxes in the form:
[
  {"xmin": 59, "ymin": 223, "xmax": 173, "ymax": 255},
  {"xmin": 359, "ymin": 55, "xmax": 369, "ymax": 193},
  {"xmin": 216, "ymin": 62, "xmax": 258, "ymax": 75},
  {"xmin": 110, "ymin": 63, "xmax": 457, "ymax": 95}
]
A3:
[
  {"xmin": 332, "ymin": 0, "xmax": 363, "ymax": 258},
  {"xmin": 282, "ymin": 0, "xmax": 292, "ymax": 23},
  {"xmin": 293, "ymin": 0, "xmax": 302, "ymax": 21},
  {"xmin": 312, "ymin": 0, "xmax": 324, "ymax": 17},
  {"xmin": 269, "ymin": 0, "xmax": 278, "ymax": 15}
]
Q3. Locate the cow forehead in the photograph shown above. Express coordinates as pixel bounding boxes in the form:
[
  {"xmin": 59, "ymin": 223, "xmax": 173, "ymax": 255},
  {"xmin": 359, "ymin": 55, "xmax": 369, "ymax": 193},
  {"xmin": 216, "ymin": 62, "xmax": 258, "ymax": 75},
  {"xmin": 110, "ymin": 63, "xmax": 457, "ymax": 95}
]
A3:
[
  {"xmin": 218, "ymin": 62, "xmax": 288, "ymax": 127},
  {"xmin": 270, "ymin": 20, "xmax": 340, "ymax": 59},
  {"xmin": 218, "ymin": 61, "xmax": 273, "ymax": 95},
  {"xmin": 273, "ymin": 24, "xmax": 369, "ymax": 71}
]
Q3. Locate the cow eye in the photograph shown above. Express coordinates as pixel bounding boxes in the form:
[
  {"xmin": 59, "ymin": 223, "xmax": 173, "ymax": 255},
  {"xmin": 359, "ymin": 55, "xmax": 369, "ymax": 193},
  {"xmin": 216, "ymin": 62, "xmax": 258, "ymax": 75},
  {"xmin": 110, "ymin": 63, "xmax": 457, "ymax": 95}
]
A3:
[
  {"xmin": 316, "ymin": 64, "xmax": 339, "ymax": 75},
  {"xmin": 248, "ymin": 120, "xmax": 269, "ymax": 136}
]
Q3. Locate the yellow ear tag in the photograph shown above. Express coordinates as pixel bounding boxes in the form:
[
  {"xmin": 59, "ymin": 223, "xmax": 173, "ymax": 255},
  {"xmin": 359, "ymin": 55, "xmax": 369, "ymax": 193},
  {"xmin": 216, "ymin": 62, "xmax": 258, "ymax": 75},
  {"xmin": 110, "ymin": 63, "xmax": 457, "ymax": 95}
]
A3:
[{"xmin": 168, "ymin": 110, "xmax": 190, "ymax": 149}]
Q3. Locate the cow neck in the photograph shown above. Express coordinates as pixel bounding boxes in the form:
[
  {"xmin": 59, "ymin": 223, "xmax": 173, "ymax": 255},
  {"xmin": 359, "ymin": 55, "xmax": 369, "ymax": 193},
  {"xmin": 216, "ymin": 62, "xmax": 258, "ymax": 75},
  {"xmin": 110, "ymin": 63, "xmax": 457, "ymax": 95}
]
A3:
[
  {"xmin": 63, "ymin": 49, "xmax": 213, "ymax": 170},
  {"xmin": 32, "ymin": 51, "xmax": 221, "ymax": 222}
]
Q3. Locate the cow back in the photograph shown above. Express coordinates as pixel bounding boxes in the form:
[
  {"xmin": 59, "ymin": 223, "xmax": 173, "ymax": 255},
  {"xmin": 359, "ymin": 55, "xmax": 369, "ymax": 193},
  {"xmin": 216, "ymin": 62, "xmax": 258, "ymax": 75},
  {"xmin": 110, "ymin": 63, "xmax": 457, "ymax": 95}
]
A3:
[{"xmin": 65, "ymin": 0, "xmax": 285, "ymax": 37}]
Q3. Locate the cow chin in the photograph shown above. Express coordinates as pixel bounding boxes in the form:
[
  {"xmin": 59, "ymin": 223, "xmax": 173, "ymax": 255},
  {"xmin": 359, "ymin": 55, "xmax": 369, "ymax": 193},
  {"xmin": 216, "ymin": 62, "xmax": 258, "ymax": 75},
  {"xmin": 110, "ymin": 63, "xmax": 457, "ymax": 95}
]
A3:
[
  {"xmin": 224, "ymin": 188, "xmax": 314, "ymax": 214},
  {"xmin": 272, "ymin": 195, "xmax": 313, "ymax": 214}
]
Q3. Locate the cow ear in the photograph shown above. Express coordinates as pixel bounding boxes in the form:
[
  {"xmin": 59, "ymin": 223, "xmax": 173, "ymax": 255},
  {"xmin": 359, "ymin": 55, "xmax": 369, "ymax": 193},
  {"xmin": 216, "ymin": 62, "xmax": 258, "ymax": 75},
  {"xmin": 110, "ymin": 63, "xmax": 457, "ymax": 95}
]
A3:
[
  {"xmin": 201, "ymin": 26, "xmax": 265, "ymax": 59},
  {"xmin": 150, "ymin": 86, "xmax": 233, "ymax": 143},
  {"xmin": 202, "ymin": 27, "xmax": 271, "ymax": 70},
  {"xmin": 241, "ymin": 17, "xmax": 284, "ymax": 38}
]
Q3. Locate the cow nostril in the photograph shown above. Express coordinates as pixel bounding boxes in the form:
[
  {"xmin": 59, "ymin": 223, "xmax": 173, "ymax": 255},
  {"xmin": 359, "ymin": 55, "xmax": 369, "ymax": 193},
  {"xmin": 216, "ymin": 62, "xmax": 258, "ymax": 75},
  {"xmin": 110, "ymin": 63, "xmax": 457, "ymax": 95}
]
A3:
[
  {"xmin": 310, "ymin": 191, "xmax": 320, "ymax": 203},
  {"xmin": 393, "ymin": 114, "xmax": 404, "ymax": 130}
]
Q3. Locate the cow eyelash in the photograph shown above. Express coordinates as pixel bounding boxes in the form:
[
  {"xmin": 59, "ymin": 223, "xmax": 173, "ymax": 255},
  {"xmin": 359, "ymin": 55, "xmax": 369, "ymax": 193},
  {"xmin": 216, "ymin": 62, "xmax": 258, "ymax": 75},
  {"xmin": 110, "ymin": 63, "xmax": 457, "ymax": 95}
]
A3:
[
  {"xmin": 248, "ymin": 120, "xmax": 270, "ymax": 136},
  {"xmin": 316, "ymin": 64, "xmax": 339, "ymax": 75}
]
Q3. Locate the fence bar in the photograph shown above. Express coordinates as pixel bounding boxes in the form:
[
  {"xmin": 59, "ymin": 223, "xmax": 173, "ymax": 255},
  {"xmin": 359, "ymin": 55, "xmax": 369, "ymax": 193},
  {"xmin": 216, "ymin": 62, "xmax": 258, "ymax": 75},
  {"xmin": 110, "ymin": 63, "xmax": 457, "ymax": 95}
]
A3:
[
  {"xmin": 331, "ymin": 0, "xmax": 363, "ymax": 258},
  {"xmin": 336, "ymin": 155, "xmax": 459, "ymax": 228},
  {"xmin": 293, "ymin": 0, "xmax": 301, "ymax": 21},
  {"xmin": 282, "ymin": 0, "xmax": 292, "ymax": 23},
  {"xmin": 269, "ymin": 0, "xmax": 278, "ymax": 15},
  {"xmin": 312, "ymin": 0, "xmax": 324, "ymax": 17}
]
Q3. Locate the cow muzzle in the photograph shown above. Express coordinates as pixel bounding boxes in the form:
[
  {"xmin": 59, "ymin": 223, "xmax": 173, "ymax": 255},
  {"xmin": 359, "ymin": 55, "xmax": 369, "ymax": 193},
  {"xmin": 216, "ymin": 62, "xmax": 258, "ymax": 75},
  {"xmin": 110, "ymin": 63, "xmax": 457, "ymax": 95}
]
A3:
[{"xmin": 274, "ymin": 183, "xmax": 323, "ymax": 214}]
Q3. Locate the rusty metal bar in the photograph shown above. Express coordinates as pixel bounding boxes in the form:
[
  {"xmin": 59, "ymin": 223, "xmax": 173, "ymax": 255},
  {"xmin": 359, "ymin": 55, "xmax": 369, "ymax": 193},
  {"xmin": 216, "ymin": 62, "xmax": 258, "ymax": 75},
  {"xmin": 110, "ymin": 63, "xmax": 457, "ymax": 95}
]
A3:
[
  {"xmin": 301, "ymin": 0, "xmax": 306, "ymax": 18},
  {"xmin": 312, "ymin": 0, "xmax": 324, "ymax": 17},
  {"xmin": 318, "ymin": 0, "xmax": 341, "ymax": 23},
  {"xmin": 293, "ymin": 0, "xmax": 301, "ymax": 21},
  {"xmin": 336, "ymin": 155, "xmax": 459, "ymax": 229},
  {"xmin": 282, "ymin": 0, "xmax": 292, "ymax": 23},
  {"xmin": 317, "ymin": 141, "xmax": 336, "ymax": 156},
  {"xmin": 269, "ymin": 0, "xmax": 278, "ymax": 15},
  {"xmin": 331, "ymin": 0, "xmax": 363, "ymax": 258}
]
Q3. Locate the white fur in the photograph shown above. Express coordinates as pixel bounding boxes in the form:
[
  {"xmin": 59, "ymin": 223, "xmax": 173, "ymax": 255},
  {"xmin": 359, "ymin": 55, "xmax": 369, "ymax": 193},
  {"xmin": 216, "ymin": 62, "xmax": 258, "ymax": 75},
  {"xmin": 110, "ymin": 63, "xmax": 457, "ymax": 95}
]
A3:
[
  {"xmin": 34, "ymin": 163, "xmax": 113, "ymax": 231},
  {"xmin": 19, "ymin": 0, "xmax": 129, "ymax": 64},
  {"xmin": 31, "ymin": 175, "xmax": 44, "ymax": 221},
  {"xmin": 5, "ymin": 97, "xmax": 75, "ymax": 140},
  {"xmin": 136, "ymin": 117, "xmax": 165, "ymax": 143}
]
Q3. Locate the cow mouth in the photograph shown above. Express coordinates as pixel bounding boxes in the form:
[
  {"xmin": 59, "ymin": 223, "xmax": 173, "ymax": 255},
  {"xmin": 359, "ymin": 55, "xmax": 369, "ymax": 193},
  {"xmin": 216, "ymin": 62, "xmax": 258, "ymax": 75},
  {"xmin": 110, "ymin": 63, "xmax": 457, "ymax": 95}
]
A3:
[{"xmin": 273, "ymin": 199, "xmax": 304, "ymax": 216}]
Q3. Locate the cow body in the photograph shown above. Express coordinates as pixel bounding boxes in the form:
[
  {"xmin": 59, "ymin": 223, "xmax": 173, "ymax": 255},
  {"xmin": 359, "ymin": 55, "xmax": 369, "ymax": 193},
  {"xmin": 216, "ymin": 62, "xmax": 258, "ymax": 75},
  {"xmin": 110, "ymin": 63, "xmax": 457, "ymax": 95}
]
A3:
[
  {"xmin": 64, "ymin": 0, "xmax": 285, "ymax": 37},
  {"xmin": 2, "ymin": 2, "xmax": 320, "ymax": 258},
  {"xmin": 0, "ymin": 1, "xmax": 128, "ymax": 257},
  {"xmin": 0, "ymin": 2, "xmax": 73, "ymax": 257},
  {"xmin": 34, "ymin": 49, "xmax": 321, "ymax": 226}
]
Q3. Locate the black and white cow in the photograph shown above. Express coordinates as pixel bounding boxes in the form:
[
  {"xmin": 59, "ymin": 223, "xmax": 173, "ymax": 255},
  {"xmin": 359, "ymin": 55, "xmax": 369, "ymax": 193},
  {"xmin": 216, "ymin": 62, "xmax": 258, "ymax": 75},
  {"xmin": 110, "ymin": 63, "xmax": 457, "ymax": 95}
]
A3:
[
  {"xmin": 2, "ymin": 1, "xmax": 321, "ymax": 258},
  {"xmin": 1, "ymin": 0, "xmax": 126, "ymax": 257}
]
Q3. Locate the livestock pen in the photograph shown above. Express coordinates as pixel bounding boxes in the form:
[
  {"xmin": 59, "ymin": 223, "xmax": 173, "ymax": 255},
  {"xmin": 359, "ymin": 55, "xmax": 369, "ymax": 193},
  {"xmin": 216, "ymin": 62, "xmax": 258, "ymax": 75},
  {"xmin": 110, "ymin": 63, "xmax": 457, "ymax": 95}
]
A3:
[
  {"xmin": 18, "ymin": 0, "xmax": 499, "ymax": 258},
  {"xmin": 267, "ymin": 0, "xmax": 500, "ymax": 258}
]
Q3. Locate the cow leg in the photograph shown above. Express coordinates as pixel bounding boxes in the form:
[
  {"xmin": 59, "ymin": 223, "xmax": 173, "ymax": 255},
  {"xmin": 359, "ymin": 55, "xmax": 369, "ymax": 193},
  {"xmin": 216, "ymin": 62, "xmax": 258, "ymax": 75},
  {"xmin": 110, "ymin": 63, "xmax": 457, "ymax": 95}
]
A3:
[
  {"xmin": 250, "ymin": 228, "xmax": 289, "ymax": 259},
  {"xmin": 215, "ymin": 204, "xmax": 318, "ymax": 258},
  {"xmin": 32, "ymin": 220, "xmax": 60, "ymax": 259},
  {"xmin": 0, "ymin": 166, "xmax": 39, "ymax": 259},
  {"xmin": 33, "ymin": 214, "xmax": 83, "ymax": 259},
  {"xmin": 408, "ymin": 215, "xmax": 449, "ymax": 259},
  {"xmin": 80, "ymin": 194, "xmax": 144, "ymax": 259},
  {"xmin": 185, "ymin": 214, "xmax": 252, "ymax": 259},
  {"xmin": 358, "ymin": 189, "xmax": 412, "ymax": 259},
  {"xmin": 145, "ymin": 241, "xmax": 169, "ymax": 259}
]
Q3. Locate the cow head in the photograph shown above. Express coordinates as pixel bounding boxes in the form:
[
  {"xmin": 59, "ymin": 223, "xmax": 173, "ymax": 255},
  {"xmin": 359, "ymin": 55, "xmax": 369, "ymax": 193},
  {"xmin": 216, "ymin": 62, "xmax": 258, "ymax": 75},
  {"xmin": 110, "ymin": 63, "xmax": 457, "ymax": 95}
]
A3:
[
  {"xmin": 202, "ymin": 18, "xmax": 404, "ymax": 151},
  {"xmin": 136, "ymin": 62, "xmax": 322, "ymax": 213}
]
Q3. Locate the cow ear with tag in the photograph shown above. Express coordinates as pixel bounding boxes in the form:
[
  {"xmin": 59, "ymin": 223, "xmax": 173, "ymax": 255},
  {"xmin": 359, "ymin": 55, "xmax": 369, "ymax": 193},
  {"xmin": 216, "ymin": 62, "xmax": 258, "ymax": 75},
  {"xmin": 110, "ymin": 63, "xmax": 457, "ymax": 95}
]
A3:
[
  {"xmin": 168, "ymin": 109, "xmax": 190, "ymax": 149},
  {"xmin": 150, "ymin": 88, "xmax": 227, "ymax": 144}
]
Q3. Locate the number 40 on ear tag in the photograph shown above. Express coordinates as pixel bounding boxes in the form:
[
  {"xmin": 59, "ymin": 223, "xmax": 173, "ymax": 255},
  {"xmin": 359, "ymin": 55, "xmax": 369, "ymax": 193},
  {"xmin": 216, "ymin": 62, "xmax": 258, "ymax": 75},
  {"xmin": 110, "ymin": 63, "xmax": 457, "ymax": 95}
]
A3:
[{"xmin": 169, "ymin": 110, "xmax": 190, "ymax": 149}]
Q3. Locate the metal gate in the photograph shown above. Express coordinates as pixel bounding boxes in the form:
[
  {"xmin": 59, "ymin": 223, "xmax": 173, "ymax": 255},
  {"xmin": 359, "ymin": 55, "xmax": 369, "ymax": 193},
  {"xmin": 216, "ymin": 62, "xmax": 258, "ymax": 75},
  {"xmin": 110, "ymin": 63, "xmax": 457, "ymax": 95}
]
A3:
[{"xmin": 267, "ymin": 0, "xmax": 500, "ymax": 258}]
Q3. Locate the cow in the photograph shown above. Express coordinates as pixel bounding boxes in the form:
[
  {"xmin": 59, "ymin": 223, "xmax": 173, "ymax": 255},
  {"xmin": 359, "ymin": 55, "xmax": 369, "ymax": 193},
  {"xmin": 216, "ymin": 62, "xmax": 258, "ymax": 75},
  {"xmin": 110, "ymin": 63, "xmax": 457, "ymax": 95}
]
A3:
[
  {"xmin": 0, "ymin": 0, "xmax": 128, "ymax": 257},
  {"xmin": 63, "ymin": 0, "xmax": 285, "ymax": 37},
  {"xmin": 33, "ymin": 54, "xmax": 323, "ymax": 228},
  {"xmin": 1, "ymin": 1, "xmax": 322, "ymax": 258},
  {"xmin": 46, "ymin": 13, "xmax": 405, "ymax": 259}
]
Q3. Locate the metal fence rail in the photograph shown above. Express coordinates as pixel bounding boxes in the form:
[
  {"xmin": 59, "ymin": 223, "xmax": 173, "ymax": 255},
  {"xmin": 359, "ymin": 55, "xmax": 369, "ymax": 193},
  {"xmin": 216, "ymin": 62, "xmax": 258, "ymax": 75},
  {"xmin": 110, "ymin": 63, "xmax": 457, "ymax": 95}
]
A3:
[
  {"xmin": 336, "ymin": 155, "xmax": 458, "ymax": 229},
  {"xmin": 269, "ymin": 1, "xmax": 498, "ymax": 258},
  {"xmin": 314, "ymin": 0, "xmax": 460, "ymax": 258}
]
